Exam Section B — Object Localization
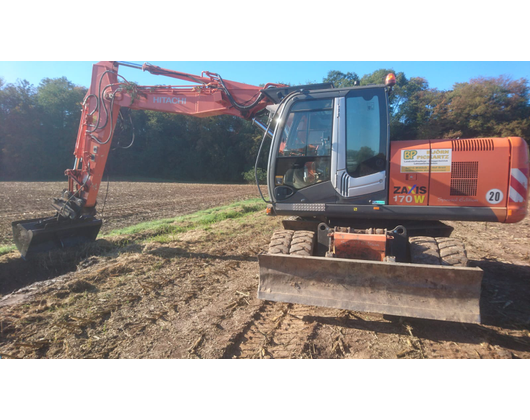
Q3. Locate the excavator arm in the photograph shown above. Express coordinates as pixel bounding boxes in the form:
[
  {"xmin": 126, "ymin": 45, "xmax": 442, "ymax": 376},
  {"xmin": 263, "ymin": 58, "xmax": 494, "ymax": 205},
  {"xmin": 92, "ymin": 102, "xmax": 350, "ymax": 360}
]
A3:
[
  {"xmin": 13, "ymin": 61, "xmax": 283, "ymax": 258},
  {"xmin": 65, "ymin": 61, "xmax": 279, "ymax": 212}
]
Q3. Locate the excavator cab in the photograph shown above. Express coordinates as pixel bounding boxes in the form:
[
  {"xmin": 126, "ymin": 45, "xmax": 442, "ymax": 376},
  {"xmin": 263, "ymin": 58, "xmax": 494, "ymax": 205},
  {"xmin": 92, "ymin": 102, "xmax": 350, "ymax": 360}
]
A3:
[
  {"xmin": 258, "ymin": 82, "xmax": 486, "ymax": 323},
  {"xmin": 267, "ymin": 85, "xmax": 389, "ymax": 209}
]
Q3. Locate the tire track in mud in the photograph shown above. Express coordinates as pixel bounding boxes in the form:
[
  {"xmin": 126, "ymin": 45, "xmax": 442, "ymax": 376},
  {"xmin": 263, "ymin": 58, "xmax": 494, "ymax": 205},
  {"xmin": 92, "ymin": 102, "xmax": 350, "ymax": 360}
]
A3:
[{"xmin": 221, "ymin": 302, "xmax": 322, "ymax": 359}]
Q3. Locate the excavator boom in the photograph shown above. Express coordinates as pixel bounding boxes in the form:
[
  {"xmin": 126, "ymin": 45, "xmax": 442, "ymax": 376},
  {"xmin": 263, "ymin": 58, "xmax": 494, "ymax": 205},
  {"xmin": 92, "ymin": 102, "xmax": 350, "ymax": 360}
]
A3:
[{"xmin": 13, "ymin": 61, "xmax": 282, "ymax": 258}]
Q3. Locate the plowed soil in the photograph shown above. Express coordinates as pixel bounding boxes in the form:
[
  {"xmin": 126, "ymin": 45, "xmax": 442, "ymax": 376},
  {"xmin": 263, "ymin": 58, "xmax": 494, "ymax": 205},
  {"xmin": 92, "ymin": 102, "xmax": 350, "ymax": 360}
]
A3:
[
  {"xmin": 1, "ymin": 182, "xmax": 529, "ymax": 359},
  {"xmin": 0, "ymin": 181, "xmax": 257, "ymax": 245}
]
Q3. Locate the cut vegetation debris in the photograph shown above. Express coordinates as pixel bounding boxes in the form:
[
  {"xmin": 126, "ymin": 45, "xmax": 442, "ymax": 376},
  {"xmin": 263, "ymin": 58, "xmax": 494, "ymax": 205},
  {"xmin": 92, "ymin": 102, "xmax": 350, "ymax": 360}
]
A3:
[{"xmin": 1, "ymin": 184, "xmax": 530, "ymax": 359}]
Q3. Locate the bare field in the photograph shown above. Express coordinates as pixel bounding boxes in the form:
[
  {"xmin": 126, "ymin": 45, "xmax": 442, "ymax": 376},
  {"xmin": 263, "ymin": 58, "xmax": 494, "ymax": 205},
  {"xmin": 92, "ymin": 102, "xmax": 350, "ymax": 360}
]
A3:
[
  {"xmin": 0, "ymin": 181, "xmax": 257, "ymax": 245},
  {"xmin": 1, "ymin": 182, "xmax": 529, "ymax": 359}
]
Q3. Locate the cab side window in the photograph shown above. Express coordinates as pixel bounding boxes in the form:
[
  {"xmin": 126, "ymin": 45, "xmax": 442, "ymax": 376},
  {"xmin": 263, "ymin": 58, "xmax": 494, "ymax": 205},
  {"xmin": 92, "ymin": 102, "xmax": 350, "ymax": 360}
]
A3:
[{"xmin": 275, "ymin": 99, "xmax": 333, "ymax": 193}]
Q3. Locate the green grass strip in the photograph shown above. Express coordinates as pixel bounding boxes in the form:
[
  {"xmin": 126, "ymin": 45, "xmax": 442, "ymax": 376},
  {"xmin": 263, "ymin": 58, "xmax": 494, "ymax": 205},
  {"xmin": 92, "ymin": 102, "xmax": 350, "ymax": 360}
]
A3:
[
  {"xmin": 103, "ymin": 198, "xmax": 265, "ymax": 240},
  {"xmin": 0, "ymin": 198, "xmax": 265, "ymax": 254},
  {"xmin": 0, "ymin": 245, "xmax": 16, "ymax": 256}
]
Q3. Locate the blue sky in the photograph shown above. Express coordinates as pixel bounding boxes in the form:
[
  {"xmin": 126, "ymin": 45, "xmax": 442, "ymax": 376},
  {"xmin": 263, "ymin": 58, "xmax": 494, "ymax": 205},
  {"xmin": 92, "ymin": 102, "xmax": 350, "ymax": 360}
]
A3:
[{"xmin": 1, "ymin": 61, "xmax": 529, "ymax": 92}]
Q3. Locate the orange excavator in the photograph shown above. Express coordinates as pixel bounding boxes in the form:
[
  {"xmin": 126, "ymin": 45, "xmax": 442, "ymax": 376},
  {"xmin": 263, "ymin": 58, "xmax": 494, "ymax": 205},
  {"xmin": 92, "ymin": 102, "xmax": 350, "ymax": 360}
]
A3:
[{"xmin": 12, "ymin": 61, "xmax": 530, "ymax": 324}]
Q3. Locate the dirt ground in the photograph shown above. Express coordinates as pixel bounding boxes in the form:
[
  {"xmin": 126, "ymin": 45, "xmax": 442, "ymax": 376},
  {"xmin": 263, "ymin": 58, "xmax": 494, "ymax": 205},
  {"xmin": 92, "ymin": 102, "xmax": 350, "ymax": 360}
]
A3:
[
  {"xmin": 0, "ymin": 181, "xmax": 257, "ymax": 246},
  {"xmin": 1, "ymin": 182, "xmax": 529, "ymax": 359}
]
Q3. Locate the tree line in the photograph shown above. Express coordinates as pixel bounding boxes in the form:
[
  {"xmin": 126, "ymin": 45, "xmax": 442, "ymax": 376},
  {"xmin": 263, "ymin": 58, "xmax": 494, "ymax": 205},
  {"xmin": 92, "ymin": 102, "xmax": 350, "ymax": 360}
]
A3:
[{"xmin": 1, "ymin": 68, "xmax": 529, "ymax": 182}]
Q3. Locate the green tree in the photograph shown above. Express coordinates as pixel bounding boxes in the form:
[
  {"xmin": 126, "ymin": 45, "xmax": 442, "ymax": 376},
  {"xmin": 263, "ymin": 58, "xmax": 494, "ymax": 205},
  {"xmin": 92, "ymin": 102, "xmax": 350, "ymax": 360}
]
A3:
[
  {"xmin": 438, "ymin": 76, "xmax": 530, "ymax": 139},
  {"xmin": 392, "ymin": 77, "xmax": 446, "ymax": 140},
  {"xmin": 36, "ymin": 78, "xmax": 87, "ymax": 177},
  {"xmin": 324, "ymin": 70, "xmax": 360, "ymax": 88},
  {"xmin": 0, "ymin": 80, "xmax": 43, "ymax": 179},
  {"xmin": 4, "ymin": 69, "xmax": 527, "ymax": 184},
  {"xmin": 37, "ymin": 77, "xmax": 85, "ymax": 128},
  {"xmin": 359, "ymin": 69, "xmax": 415, "ymax": 139}
]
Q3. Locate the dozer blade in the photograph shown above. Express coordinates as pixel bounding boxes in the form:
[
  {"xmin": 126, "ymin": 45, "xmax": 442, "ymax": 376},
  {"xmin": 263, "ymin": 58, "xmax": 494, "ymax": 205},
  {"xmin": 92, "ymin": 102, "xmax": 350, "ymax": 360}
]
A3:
[
  {"xmin": 258, "ymin": 254, "xmax": 483, "ymax": 324},
  {"xmin": 12, "ymin": 217, "xmax": 102, "ymax": 259}
]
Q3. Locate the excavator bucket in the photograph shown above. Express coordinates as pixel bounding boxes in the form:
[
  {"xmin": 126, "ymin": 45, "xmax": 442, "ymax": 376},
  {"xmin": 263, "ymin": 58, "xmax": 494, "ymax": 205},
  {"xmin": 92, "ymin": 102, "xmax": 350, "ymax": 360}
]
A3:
[
  {"xmin": 12, "ymin": 217, "xmax": 102, "ymax": 259},
  {"xmin": 258, "ymin": 254, "xmax": 483, "ymax": 323}
]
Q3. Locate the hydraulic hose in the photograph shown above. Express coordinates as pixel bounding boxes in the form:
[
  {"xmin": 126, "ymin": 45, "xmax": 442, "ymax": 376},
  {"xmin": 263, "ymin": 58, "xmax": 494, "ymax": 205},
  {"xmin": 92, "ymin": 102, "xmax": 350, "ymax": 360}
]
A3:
[{"xmin": 254, "ymin": 109, "xmax": 279, "ymax": 204}]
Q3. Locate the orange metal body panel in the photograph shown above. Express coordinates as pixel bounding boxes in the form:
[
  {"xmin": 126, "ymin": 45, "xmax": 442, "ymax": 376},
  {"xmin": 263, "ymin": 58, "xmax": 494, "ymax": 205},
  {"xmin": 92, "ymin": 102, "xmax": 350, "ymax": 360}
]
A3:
[
  {"xmin": 506, "ymin": 137, "xmax": 529, "ymax": 223},
  {"xmin": 389, "ymin": 140, "xmax": 431, "ymax": 206},
  {"xmin": 389, "ymin": 137, "xmax": 529, "ymax": 223},
  {"xmin": 333, "ymin": 232, "xmax": 386, "ymax": 261},
  {"xmin": 69, "ymin": 62, "xmax": 121, "ymax": 208},
  {"xmin": 428, "ymin": 138, "xmax": 510, "ymax": 208}
]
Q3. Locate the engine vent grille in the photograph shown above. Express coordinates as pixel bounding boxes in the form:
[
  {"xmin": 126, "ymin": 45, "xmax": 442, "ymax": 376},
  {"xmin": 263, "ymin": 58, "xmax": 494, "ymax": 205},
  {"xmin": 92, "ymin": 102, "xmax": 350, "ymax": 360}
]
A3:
[
  {"xmin": 450, "ymin": 179, "xmax": 478, "ymax": 196},
  {"xmin": 450, "ymin": 161, "xmax": 478, "ymax": 196},
  {"xmin": 451, "ymin": 138, "xmax": 494, "ymax": 152},
  {"xmin": 451, "ymin": 161, "xmax": 479, "ymax": 179}
]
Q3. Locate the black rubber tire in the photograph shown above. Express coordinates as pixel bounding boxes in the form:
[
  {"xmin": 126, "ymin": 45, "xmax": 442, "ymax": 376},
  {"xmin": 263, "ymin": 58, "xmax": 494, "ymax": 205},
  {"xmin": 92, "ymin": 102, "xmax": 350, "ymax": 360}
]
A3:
[
  {"xmin": 435, "ymin": 237, "xmax": 468, "ymax": 267},
  {"xmin": 409, "ymin": 236, "xmax": 468, "ymax": 267},
  {"xmin": 268, "ymin": 230, "xmax": 294, "ymax": 255},
  {"xmin": 268, "ymin": 230, "xmax": 315, "ymax": 256}
]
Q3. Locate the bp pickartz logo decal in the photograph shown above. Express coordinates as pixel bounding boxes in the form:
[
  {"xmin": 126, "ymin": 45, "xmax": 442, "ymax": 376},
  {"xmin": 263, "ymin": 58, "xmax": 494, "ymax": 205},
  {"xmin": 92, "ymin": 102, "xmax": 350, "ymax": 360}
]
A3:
[
  {"xmin": 400, "ymin": 149, "xmax": 452, "ymax": 173},
  {"xmin": 393, "ymin": 184, "xmax": 427, "ymax": 203}
]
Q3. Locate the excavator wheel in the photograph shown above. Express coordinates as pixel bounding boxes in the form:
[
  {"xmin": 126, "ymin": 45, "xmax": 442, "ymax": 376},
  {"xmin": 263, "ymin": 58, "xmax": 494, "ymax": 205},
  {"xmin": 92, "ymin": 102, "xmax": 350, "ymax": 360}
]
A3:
[
  {"xmin": 436, "ymin": 237, "xmax": 469, "ymax": 267},
  {"xmin": 409, "ymin": 236, "xmax": 468, "ymax": 267},
  {"xmin": 268, "ymin": 230, "xmax": 315, "ymax": 256}
]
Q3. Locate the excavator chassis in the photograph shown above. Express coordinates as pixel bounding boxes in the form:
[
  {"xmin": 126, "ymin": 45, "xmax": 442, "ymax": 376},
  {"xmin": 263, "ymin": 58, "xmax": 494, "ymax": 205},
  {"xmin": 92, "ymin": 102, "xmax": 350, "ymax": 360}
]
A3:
[{"xmin": 258, "ymin": 227, "xmax": 483, "ymax": 324}]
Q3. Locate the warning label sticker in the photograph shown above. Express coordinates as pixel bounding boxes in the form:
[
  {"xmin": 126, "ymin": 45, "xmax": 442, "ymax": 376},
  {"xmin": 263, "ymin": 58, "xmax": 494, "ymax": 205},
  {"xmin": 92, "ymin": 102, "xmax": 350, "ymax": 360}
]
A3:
[{"xmin": 400, "ymin": 149, "xmax": 452, "ymax": 173}]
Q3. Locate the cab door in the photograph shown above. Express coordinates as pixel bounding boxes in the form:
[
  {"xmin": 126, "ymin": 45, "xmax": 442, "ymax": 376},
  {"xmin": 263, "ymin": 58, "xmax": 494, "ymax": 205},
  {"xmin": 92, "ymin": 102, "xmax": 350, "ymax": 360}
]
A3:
[
  {"xmin": 331, "ymin": 87, "xmax": 389, "ymax": 203},
  {"xmin": 270, "ymin": 98, "xmax": 334, "ymax": 201}
]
